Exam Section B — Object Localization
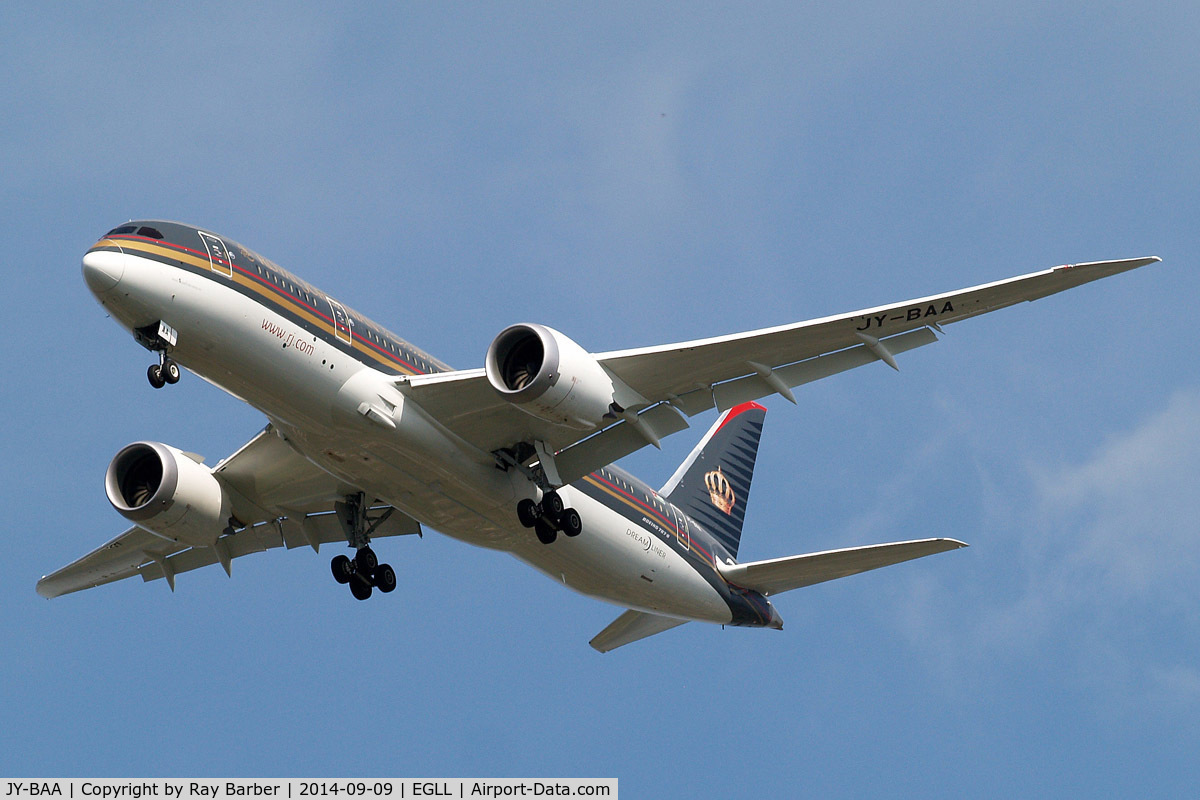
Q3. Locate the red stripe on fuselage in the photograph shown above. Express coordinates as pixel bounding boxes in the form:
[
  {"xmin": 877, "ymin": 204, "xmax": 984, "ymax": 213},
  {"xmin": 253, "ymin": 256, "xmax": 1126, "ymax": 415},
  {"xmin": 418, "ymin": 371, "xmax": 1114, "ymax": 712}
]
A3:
[
  {"xmin": 587, "ymin": 473, "xmax": 770, "ymax": 623},
  {"xmin": 112, "ymin": 234, "xmax": 425, "ymax": 374},
  {"xmin": 588, "ymin": 472, "xmax": 714, "ymax": 566}
]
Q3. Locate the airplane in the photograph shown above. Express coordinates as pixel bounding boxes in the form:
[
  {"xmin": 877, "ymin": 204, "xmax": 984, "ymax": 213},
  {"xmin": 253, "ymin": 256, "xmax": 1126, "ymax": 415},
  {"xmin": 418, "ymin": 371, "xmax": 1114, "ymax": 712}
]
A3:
[{"xmin": 37, "ymin": 220, "xmax": 1159, "ymax": 651}]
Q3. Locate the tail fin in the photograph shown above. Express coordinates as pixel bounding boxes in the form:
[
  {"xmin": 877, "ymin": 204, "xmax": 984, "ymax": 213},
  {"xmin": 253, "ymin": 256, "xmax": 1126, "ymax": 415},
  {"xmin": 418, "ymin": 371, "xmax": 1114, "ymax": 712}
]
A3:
[{"xmin": 660, "ymin": 401, "xmax": 766, "ymax": 559}]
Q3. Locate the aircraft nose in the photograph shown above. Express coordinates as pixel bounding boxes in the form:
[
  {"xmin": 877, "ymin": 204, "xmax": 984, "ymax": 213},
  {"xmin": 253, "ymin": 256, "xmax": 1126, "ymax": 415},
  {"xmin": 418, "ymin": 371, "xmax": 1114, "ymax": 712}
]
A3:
[{"xmin": 82, "ymin": 249, "xmax": 126, "ymax": 295}]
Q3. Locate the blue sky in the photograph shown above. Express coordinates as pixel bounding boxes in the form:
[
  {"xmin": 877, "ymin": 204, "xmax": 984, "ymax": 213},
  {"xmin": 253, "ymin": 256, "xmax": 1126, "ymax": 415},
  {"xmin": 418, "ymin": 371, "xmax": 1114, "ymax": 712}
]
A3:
[{"xmin": 3, "ymin": 2, "xmax": 1197, "ymax": 795}]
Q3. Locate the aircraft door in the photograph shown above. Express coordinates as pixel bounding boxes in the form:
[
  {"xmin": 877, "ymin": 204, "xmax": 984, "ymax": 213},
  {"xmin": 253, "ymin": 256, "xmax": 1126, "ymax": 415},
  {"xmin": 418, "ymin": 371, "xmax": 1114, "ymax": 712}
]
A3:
[
  {"xmin": 672, "ymin": 506, "xmax": 691, "ymax": 552},
  {"xmin": 197, "ymin": 231, "xmax": 234, "ymax": 278},
  {"xmin": 326, "ymin": 297, "xmax": 353, "ymax": 345}
]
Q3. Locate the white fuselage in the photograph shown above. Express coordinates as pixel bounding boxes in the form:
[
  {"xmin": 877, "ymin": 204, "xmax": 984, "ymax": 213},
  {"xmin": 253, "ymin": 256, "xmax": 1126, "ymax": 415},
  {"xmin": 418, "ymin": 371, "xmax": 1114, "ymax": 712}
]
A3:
[{"xmin": 87, "ymin": 246, "xmax": 735, "ymax": 624}]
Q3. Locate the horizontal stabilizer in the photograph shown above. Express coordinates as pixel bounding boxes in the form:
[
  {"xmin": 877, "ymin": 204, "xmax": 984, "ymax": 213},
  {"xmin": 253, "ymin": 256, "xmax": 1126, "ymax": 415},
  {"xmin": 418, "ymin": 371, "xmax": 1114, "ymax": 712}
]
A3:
[
  {"xmin": 718, "ymin": 538, "xmax": 967, "ymax": 596},
  {"xmin": 590, "ymin": 609, "xmax": 689, "ymax": 653}
]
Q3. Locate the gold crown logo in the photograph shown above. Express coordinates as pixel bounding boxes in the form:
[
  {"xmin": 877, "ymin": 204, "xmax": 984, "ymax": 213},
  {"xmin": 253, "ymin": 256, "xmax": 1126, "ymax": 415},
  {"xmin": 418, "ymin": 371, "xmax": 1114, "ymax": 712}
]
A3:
[{"xmin": 704, "ymin": 467, "xmax": 736, "ymax": 515}]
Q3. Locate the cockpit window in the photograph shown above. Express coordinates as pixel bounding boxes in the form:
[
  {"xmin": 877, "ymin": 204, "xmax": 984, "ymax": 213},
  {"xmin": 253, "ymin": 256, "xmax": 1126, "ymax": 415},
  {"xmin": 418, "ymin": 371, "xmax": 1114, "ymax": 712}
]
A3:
[
  {"xmin": 136, "ymin": 226, "xmax": 164, "ymax": 240},
  {"xmin": 106, "ymin": 225, "xmax": 137, "ymax": 236}
]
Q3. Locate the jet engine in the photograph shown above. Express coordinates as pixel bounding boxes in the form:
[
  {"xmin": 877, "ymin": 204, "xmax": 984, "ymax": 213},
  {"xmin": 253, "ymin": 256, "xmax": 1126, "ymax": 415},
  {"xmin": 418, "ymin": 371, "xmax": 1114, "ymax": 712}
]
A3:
[
  {"xmin": 485, "ymin": 323, "xmax": 631, "ymax": 429},
  {"xmin": 105, "ymin": 441, "xmax": 232, "ymax": 548}
]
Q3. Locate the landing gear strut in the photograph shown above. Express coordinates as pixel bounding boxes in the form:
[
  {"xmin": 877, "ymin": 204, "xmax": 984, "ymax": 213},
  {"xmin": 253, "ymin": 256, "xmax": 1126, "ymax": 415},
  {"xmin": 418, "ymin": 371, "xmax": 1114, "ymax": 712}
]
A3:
[
  {"xmin": 137, "ymin": 321, "xmax": 181, "ymax": 389},
  {"xmin": 516, "ymin": 490, "xmax": 583, "ymax": 545},
  {"xmin": 494, "ymin": 445, "xmax": 584, "ymax": 546},
  {"xmin": 330, "ymin": 493, "xmax": 397, "ymax": 600}
]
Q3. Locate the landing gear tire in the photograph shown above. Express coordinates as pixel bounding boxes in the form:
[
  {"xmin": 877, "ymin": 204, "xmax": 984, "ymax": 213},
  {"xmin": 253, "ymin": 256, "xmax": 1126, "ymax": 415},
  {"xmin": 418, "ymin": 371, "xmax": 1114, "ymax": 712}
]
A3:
[
  {"xmin": 330, "ymin": 554, "xmax": 354, "ymax": 584},
  {"xmin": 535, "ymin": 518, "xmax": 558, "ymax": 545},
  {"xmin": 560, "ymin": 508, "xmax": 583, "ymax": 537},
  {"xmin": 517, "ymin": 498, "xmax": 541, "ymax": 528},
  {"xmin": 349, "ymin": 572, "xmax": 373, "ymax": 600},
  {"xmin": 354, "ymin": 546, "xmax": 378, "ymax": 573},
  {"xmin": 330, "ymin": 493, "xmax": 401, "ymax": 600},
  {"xmin": 542, "ymin": 490, "xmax": 565, "ymax": 518},
  {"xmin": 518, "ymin": 490, "xmax": 582, "ymax": 543},
  {"xmin": 333, "ymin": 550, "xmax": 394, "ymax": 598},
  {"xmin": 147, "ymin": 364, "xmax": 166, "ymax": 389},
  {"xmin": 375, "ymin": 563, "xmax": 397, "ymax": 593},
  {"xmin": 163, "ymin": 359, "xmax": 181, "ymax": 384}
]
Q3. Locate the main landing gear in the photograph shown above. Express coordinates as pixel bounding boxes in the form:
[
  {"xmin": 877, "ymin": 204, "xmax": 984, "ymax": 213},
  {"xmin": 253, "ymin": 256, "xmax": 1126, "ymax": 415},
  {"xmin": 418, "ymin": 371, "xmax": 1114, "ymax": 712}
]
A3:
[
  {"xmin": 493, "ymin": 445, "xmax": 584, "ymax": 546},
  {"xmin": 517, "ymin": 489, "xmax": 582, "ymax": 545},
  {"xmin": 330, "ymin": 547, "xmax": 397, "ymax": 600},
  {"xmin": 330, "ymin": 492, "xmax": 397, "ymax": 601}
]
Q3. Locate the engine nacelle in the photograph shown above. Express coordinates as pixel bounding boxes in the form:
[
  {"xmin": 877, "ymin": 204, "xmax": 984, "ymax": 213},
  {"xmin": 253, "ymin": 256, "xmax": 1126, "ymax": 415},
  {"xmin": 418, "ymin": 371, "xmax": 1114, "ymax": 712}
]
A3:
[
  {"xmin": 105, "ymin": 442, "xmax": 232, "ymax": 548},
  {"xmin": 486, "ymin": 323, "xmax": 631, "ymax": 429}
]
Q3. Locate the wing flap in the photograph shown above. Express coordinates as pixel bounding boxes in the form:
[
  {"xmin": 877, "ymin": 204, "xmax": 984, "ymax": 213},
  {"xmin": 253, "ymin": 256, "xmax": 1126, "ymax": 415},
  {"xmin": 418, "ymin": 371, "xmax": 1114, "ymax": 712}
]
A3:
[
  {"xmin": 553, "ymin": 404, "xmax": 691, "ymax": 486},
  {"xmin": 589, "ymin": 609, "xmax": 689, "ymax": 653},
  {"xmin": 135, "ymin": 508, "xmax": 421, "ymax": 587},
  {"xmin": 719, "ymin": 538, "xmax": 968, "ymax": 596},
  {"xmin": 709, "ymin": 325, "xmax": 938, "ymax": 412},
  {"xmin": 37, "ymin": 527, "xmax": 186, "ymax": 598},
  {"xmin": 137, "ymin": 522, "xmax": 282, "ymax": 584}
]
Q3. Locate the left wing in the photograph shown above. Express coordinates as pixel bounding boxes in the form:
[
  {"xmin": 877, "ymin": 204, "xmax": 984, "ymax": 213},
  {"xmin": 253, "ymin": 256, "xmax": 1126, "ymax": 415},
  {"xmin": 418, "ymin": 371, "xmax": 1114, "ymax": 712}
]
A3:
[
  {"xmin": 401, "ymin": 257, "xmax": 1158, "ymax": 483},
  {"xmin": 37, "ymin": 425, "xmax": 420, "ymax": 598},
  {"xmin": 595, "ymin": 257, "xmax": 1157, "ymax": 405}
]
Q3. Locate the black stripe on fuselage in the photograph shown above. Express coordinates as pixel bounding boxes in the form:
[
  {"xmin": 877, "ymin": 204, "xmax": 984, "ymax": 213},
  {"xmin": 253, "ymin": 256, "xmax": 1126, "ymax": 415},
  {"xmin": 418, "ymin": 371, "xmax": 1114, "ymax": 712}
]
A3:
[{"xmin": 95, "ymin": 221, "xmax": 450, "ymax": 377}]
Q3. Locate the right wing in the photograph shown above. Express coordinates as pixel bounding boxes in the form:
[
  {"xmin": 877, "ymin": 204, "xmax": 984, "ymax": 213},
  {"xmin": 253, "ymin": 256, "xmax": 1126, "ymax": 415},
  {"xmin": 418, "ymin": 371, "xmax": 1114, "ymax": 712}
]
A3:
[
  {"xmin": 37, "ymin": 425, "xmax": 420, "ymax": 598},
  {"xmin": 717, "ymin": 538, "xmax": 968, "ymax": 596}
]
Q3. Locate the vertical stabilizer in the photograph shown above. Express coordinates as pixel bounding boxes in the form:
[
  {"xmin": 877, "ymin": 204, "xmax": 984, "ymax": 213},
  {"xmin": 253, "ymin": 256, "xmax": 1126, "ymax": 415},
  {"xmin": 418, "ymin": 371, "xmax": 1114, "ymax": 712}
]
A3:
[{"xmin": 660, "ymin": 402, "xmax": 766, "ymax": 558}]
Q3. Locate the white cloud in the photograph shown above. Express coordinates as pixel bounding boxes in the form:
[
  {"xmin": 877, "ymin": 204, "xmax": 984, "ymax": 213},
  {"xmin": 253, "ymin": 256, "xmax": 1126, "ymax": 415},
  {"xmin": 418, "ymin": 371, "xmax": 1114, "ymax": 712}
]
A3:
[
  {"xmin": 1031, "ymin": 388, "xmax": 1200, "ymax": 601},
  {"xmin": 893, "ymin": 389, "xmax": 1200, "ymax": 712}
]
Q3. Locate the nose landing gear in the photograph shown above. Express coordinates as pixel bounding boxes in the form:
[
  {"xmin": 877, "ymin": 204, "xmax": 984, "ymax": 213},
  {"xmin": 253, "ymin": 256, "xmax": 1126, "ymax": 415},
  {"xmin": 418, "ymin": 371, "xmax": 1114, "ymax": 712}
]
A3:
[
  {"xmin": 147, "ymin": 355, "xmax": 181, "ymax": 389},
  {"xmin": 136, "ymin": 321, "xmax": 182, "ymax": 389},
  {"xmin": 517, "ymin": 490, "xmax": 583, "ymax": 545}
]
